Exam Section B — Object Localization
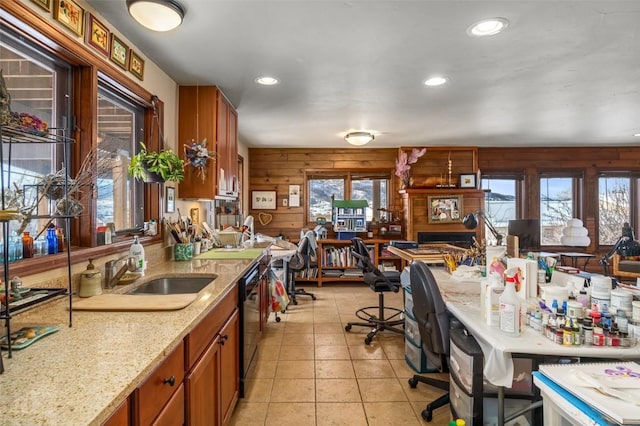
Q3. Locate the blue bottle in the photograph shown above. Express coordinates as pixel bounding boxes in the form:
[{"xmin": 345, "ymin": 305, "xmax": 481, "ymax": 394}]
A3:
[{"xmin": 47, "ymin": 227, "xmax": 58, "ymax": 254}]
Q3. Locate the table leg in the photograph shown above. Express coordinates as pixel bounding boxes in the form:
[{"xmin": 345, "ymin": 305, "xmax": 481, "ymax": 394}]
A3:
[{"xmin": 498, "ymin": 386, "xmax": 505, "ymax": 426}]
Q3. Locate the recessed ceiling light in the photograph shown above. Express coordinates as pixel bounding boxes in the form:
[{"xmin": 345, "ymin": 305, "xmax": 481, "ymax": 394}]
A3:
[
  {"xmin": 424, "ymin": 76, "xmax": 448, "ymax": 87},
  {"xmin": 255, "ymin": 76, "xmax": 279, "ymax": 86},
  {"xmin": 634, "ymin": 133, "xmax": 640, "ymax": 137},
  {"xmin": 467, "ymin": 17, "xmax": 509, "ymax": 37}
]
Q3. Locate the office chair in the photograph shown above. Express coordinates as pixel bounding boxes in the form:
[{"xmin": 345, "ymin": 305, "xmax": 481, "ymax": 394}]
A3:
[
  {"xmin": 344, "ymin": 237, "xmax": 404, "ymax": 344},
  {"xmin": 287, "ymin": 236, "xmax": 317, "ymax": 305},
  {"xmin": 407, "ymin": 261, "xmax": 451, "ymax": 422}
]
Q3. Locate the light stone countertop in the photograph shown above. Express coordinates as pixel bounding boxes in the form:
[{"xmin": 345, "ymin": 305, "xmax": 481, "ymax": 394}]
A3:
[{"xmin": 0, "ymin": 256, "xmax": 260, "ymax": 425}]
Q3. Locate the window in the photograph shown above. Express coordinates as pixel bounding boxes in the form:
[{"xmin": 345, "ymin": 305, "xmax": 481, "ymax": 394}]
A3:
[
  {"xmin": 599, "ymin": 175, "xmax": 631, "ymax": 245},
  {"xmin": 307, "ymin": 171, "xmax": 390, "ymax": 223},
  {"xmin": 1, "ymin": 25, "xmax": 72, "ymax": 237},
  {"xmin": 481, "ymin": 176, "xmax": 521, "ymax": 245},
  {"xmin": 540, "ymin": 175, "xmax": 580, "ymax": 245},
  {"xmin": 96, "ymin": 83, "xmax": 145, "ymax": 230}
]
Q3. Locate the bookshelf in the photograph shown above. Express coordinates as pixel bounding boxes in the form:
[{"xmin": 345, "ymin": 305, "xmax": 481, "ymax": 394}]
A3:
[{"xmin": 296, "ymin": 238, "xmax": 405, "ymax": 287}]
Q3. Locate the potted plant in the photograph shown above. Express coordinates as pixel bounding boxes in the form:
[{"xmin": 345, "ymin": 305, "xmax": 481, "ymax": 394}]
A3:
[{"xmin": 128, "ymin": 142, "xmax": 185, "ymax": 183}]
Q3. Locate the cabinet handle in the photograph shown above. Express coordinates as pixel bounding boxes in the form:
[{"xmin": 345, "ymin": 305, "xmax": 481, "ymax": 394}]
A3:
[
  {"xmin": 219, "ymin": 334, "xmax": 229, "ymax": 345},
  {"xmin": 162, "ymin": 376, "xmax": 176, "ymax": 387}
]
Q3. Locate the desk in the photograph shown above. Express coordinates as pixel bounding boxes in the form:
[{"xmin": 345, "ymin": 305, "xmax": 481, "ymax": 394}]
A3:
[
  {"xmin": 394, "ymin": 253, "xmax": 640, "ymax": 425},
  {"xmin": 387, "ymin": 244, "xmax": 465, "ymax": 264},
  {"xmin": 559, "ymin": 252, "xmax": 595, "ymax": 269}
]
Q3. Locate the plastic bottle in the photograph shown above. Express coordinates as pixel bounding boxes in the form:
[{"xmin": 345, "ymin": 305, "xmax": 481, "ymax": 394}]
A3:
[
  {"xmin": 499, "ymin": 267, "xmax": 522, "ymax": 336},
  {"xmin": 129, "ymin": 236, "xmax": 145, "ymax": 272},
  {"xmin": 484, "ymin": 272, "xmax": 504, "ymax": 326}
]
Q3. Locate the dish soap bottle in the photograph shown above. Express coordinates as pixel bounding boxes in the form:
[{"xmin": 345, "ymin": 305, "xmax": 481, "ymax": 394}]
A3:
[
  {"xmin": 499, "ymin": 267, "xmax": 522, "ymax": 336},
  {"xmin": 129, "ymin": 236, "xmax": 145, "ymax": 273},
  {"xmin": 78, "ymin": 258, "xmax": 102, "ymax": 297}
]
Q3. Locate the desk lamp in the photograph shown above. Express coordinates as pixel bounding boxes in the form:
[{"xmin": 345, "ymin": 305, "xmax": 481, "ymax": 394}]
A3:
[{"xmin": 463, "ymin": 211, "xmax": 503, "ymax": 246}]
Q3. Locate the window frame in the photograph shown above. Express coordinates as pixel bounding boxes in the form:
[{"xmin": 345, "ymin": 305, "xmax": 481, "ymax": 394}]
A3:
[
  {"xmin": 305, "ymin": 169, "xmax": 392, "ymax": 224},
  {"xmin": 1, "ymin": 4, "xmax": 163, "ymax": 277},
  {"xmin": 538, "ymin": 171, "xmax": 584, "ymax": 247},
  {"xmin": 597, "ymin": 170, "xmax": 640, "ymax": 247}
]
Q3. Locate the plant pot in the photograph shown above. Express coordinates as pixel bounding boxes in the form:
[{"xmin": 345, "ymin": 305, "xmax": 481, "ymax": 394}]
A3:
[{"xmin": 142, "ymin": 165, "xmax": 165, "ymax": 184}]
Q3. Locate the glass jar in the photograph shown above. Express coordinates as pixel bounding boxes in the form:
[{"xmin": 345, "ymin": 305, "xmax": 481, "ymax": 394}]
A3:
[
  {"xmin": 47, "ymin": 227, "xmax": 58, "ymax": 254},
  {"xmin": 22, "ymin": 232, "xmax": 34, "ymax": 258}
]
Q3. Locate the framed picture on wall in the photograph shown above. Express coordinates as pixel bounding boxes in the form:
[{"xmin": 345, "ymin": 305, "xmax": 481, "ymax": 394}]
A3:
[
  {"xmin": 53, "ymin": 0, "xmax": 85, "ymax": 36},
  {"xmin": 85, "ymin": 13, "xmax": 110, "ymax": 57},
  {"xmin": 252, "ymin": 191, "xmax": 277, "ymax": 210},
  {"xmin": 428, "ymin": 195, "xmax": 463, "ymax": 224},
  {"xmin": 166, "ymin": 187, "xmax": 176, "ymax": 213},
  {"xmin": 31, "ymin": 0, "xmax": 52, "ymax": 12},
  {"xmin": 129, "ymin": 50, "xmax": 145, "ymax": 80},
  {"xmin": 110, "ymin": 34, "xmax": 129, "ymax": 70},
  {"xmin": 458, "ymin": 173, "xmax": 477, "ymax": 189}
]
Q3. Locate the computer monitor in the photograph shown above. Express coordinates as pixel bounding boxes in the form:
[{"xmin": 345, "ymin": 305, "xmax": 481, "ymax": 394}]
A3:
[{"xmin": 507, "ymin": 219, "xmax": 540, "ymax": 251}]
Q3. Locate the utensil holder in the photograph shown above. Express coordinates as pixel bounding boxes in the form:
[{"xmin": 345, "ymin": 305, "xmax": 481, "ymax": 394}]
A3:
[{"xmin": 173, "ymin": 243, "xmax": 193, "ymax": 261}]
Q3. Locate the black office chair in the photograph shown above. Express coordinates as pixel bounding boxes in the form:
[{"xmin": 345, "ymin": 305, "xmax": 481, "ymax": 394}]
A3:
[
  {"xmin": 407, "ymin": 260, "xmax": 451, "ymax": 422},
  {"xmin": 344, "ymin": 237, "xmax": 404, "ymax": 344},
  {"xmin": 287, "ymin": 236, "xmax": 317, "ymax": 305}
]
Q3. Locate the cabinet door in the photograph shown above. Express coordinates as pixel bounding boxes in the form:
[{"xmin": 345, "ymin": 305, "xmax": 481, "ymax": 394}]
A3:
[
  {"xmin": 102, "ymin": 398, "xmax": 129, "ymax": 426},
  {"xmin": 219, "ymin": 309, "xmax": 240, "ymax": 424},
  {"xmin": 152, "ymin": 384, "xmax": 185, "ymax": 426},
  {"xmin": 185, "ymin": 335, "xmax": 221, "ymax": 426},
  {"xmin": 216, "ymin": 92, "xmax": 230, "ymax": 195},
  {"xmin": 134, "ymin": 341, "xmax": 185, "ymax": 426},
  {"xmin": 227, "ymin": 107, "xmax": 238, "ymax": 195}
]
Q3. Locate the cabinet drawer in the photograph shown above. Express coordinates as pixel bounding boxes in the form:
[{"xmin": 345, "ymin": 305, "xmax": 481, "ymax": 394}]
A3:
[
  {"xmin": 185, "ymin": 287, "xmax": 238, "ymax": 368},
  {"xmin": 404, "ymin": 312, "xmax": 422, "ymax": 347},
  {"xmin": 152, "ymin": 384, "xmax": 184, "ymax": 426},
  {"xmin": 404, "ymin": 338, "xmax": 428, "ymax": 373},
  {"xmin": 135, "ymin": 341, "xmax": 185, "ymax": 426},
  {"xmin": 450, "ymin": 376, "xmax": 479, "ymax": 423}
]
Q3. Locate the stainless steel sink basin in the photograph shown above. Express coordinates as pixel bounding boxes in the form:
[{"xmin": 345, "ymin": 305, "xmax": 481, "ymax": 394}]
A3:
[{"xmin": 126, "ymin": 276, "xmax": 215, "ymax": 295}]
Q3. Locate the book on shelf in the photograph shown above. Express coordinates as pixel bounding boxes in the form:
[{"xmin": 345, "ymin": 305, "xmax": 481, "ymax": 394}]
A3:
[{"xmin": 538, "ymin": 361, "xmax": 640, "ymax": 424}]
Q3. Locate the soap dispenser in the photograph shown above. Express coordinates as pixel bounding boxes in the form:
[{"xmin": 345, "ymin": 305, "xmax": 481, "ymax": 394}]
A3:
[{"xmin": 78, "ymin": 258, "xmax": 102, "ymax": 297}]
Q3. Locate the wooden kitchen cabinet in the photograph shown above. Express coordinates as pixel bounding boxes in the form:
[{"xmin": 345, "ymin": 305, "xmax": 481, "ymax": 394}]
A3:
[
  {"xmin": 178, "ymin": 86, "xmax": 238, "ymax": 199},
  {"xmin": 185, "ymin": 310, "xmax": 239, "ymax": 425},
  {"xmin": 184, "ymin": 287, "xmax": 239, "ymax": 425},
  {"xmin": 101, "ymin": 398, "xmax": 129, "ymax": 426},
  {"xmin": 133, "ymin": 341, "xmax": 185, "ymax": 426}
]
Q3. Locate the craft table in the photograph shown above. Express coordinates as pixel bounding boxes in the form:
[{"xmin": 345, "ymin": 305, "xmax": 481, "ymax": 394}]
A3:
[{"xmin": 558, "ymin": 252, "xmax": 595, "ymax": 269}]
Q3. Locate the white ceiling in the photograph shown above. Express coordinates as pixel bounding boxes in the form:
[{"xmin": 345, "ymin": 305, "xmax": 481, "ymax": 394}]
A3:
[{"xmin": 85, "ymin": 1, "xmax": 640, "ymax": 149}]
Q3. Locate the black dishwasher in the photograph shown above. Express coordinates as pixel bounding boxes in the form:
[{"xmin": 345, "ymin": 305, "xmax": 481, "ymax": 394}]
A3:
[{"xmin": 238, "ymin": 260, "xmax": 263, "ymax": 397}]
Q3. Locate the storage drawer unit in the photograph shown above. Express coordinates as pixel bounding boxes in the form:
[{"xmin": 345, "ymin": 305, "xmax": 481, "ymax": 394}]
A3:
[
  {"xmin": 449, "ymin": 328, "xmax": 484, "ymax": 425},
  {"xmin": 405, "ymin": 337, "xmax": 429, "ymax": 373},
  {"xmin": 404, "ymin": 310, "xmax": 422, "ymax": 347}
]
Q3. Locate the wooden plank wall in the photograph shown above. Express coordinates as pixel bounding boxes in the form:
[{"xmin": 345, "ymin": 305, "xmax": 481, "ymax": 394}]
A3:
[
  {"xmin": 248, "ymin": 148, "xmax": 397, "ymax": 240},
  {"xmin": 249, "ymin": 146, "xmax": 640, "ymax": 268}
]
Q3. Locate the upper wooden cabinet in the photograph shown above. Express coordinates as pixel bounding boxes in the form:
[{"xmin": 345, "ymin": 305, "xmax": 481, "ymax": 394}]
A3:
[{"xmin": 178, "ymin": 86, "xmax": 238, "ymax": 199}]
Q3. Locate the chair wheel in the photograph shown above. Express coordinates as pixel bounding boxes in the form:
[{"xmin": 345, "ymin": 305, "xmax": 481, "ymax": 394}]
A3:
[
  {"xmin": 311, "ymin": 295, "xmax": 317, "ymax": 300},
  {"xmin": 291, "ymin": 299, "xmax": 298, "ymax": 305},
  {"xmin": 421, "ymin": 409, "xmax": 432, "ymax": 422},
  {"xmin": 408, "ymin": 377, "xmax": 418, "ymax": 388},
  {"xmin": 364, "ymin": 336, "xmax": 372, "ymax": 345},
  {"xmin": 275, "ymin": 316, "xmax": 281, "ymax": 323},
  {"xmin": 281, "ymin": 309, "xmax": 286, "ymax": 314},
  {"xmin": 345, "ymin": 324, "xmax": 352, "ymax": 331}
]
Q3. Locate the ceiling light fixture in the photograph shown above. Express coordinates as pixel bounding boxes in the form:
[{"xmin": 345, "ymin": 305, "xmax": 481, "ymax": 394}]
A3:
[
  {"xmin": 424, "ymin": 76, "xmax": 448, "ymax": 86},
  {"xmin": 126, "ymin": 0, "xmax": 185, "ymax": 32},
  {"xmin": 467, "ymin": 17, "xmax": 509, "ymax": 37},
  {"xmin": 255, "ymin": 76, "xmax": 279, "ymax": 86},
  {"xmin": 344, "ymin": 132, "xmax": 374, "ymax": 146}
]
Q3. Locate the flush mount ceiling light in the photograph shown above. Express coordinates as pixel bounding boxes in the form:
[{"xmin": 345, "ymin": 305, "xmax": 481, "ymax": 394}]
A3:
[
  {"xmin": 254, "ymin": 76, "xmax": 279, "ymax": 86},
  {"xmin": 344, "ymin": 132, "xmax": 374, "ymax": 146},
  {"xmin": 424, "ymin": 76, "xmax": 448, "ymax": 86},
  {"xmin": 126, "ymin": 0, "xmax": 185, "ymax": 32},
  {"xmin": 467, "ymin": 17, "xmax": 509, "ymax": 37}
]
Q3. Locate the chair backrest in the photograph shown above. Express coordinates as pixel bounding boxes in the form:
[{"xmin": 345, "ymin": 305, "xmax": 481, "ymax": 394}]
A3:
[
  {"xmin": 289, "ymin": 237, "xmax": 309, "ymax": 271},
  {"xmin": 351, "ymin": 237, "xmax": 376, "ymax": 273},
  {"xmin": 409, "ymin": 261, "xmax": 450, "ymax": 372}
]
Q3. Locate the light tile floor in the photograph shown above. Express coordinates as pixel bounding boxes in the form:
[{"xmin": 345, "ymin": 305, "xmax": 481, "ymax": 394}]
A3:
[{"xmin": 229, "ymin": 284, "xmax": 451, "ymax": 425}]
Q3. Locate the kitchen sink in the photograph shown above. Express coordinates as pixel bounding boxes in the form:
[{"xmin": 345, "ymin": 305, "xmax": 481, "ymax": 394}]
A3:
[{"xmin": 126, "ymin": 276, "xmax": 216, "ymax": 295}]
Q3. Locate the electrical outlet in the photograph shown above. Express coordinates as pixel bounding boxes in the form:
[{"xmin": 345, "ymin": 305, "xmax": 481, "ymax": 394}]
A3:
[{"xmin": 283, "ymin": 199, "xmax": 288, "ymax": 207}]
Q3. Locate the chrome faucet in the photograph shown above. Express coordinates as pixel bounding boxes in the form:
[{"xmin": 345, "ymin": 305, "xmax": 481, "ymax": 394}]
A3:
[{"xmin": 104, "ymin": 255, "xmax": 137, "ymax": 289}]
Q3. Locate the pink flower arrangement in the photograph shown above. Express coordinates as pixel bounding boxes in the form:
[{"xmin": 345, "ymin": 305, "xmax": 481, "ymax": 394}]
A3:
[{"xmin": 395, "ymin": 148, "xmax": 426, "ymax": 187}]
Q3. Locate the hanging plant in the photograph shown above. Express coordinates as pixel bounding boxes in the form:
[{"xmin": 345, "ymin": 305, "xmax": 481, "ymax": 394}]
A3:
[
  {"xmin": 128, "ymin": 142, "xmax": 185, "ymax": 183},
  {"xmin": 184, "ymin": 138, "xmax": 213, "ymax": 182}
]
